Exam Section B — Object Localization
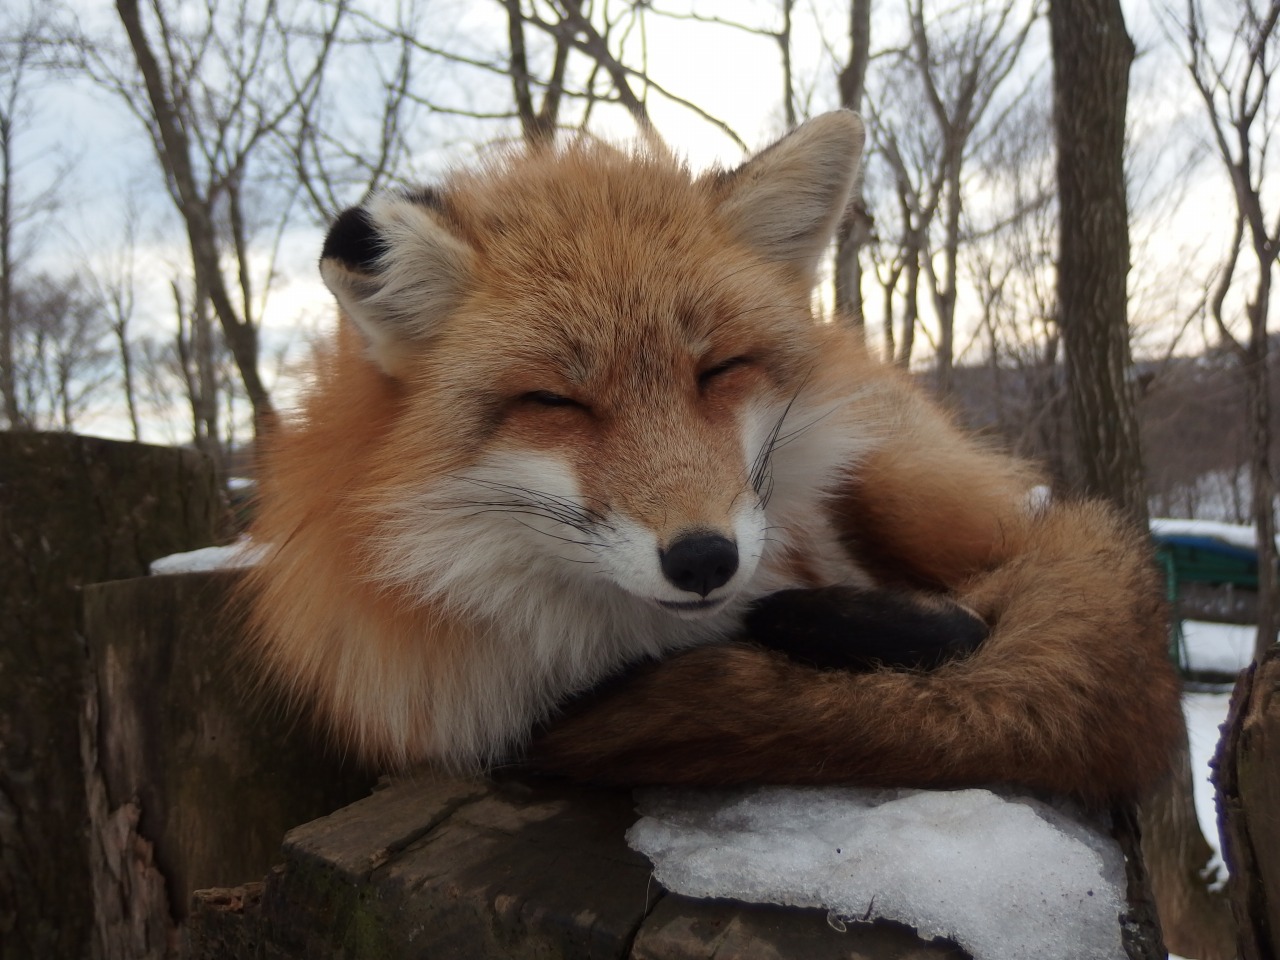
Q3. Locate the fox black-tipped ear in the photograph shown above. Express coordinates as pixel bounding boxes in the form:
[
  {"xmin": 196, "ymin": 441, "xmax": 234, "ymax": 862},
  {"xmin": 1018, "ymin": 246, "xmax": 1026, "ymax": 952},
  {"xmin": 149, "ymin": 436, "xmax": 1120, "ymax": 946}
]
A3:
[
  {"xmin": 319, "ymin": 189, "xmax": 474, "ymax": 378},
  {"xmin": 321, "ymin": 207, "xmax": 388, "ymax": 272},
  {"xmin": 707, "ymin": 111, "xmax": 864, "ymax": 283}
]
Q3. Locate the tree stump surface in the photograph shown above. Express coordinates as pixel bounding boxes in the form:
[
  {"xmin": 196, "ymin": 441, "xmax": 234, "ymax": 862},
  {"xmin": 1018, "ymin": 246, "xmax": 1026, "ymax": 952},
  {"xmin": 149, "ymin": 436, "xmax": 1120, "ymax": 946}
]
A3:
[
  {"xmin": 0, "ymin": 433, "xmax": 220, "ymax": 960},
  {"xmin": 186, "ymin": 770, "xmax": 1175, "ymax": 960},
  {"xmin": 1216, "ymin": 644, "xmax": 1280, "ymax": 959},
  {"xmin": 186, "ymin": 773, "xmax": 972, "ymax": 959}
]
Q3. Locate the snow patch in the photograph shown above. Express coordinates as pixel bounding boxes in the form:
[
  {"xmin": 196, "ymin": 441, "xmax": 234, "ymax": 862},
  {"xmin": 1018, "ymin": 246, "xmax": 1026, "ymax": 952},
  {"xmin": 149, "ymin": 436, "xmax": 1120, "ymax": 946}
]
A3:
[
  {"xmin": 627, "ymin": 786, "xmax": 1127, "ymax": 960},
  {"xmin": 1183, "ymin": 620, "xmax": 1256, "ymax": 675},
  {"xmin": 1183, "ymin": 690, "xmax": 1233, "ymax": 889},
  {"xmin": 149, "ymin": 540, "xmax": 266, "ymax": 574}
]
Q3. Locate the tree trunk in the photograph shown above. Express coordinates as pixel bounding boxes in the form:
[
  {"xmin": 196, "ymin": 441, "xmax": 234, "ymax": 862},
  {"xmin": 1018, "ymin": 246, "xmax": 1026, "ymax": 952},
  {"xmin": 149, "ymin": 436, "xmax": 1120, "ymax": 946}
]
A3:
[
  {"xmin": 1050, "ymin": 3, "xmax": 1236, "ymax": 956},
  {"xmin": 1244, "ymin": 294, "xmax": 1277, "ymax": 661},
  {"xmin": 899, "ymin": 236, "xmax": 921, "ymax": 367},
  {"xmin": 1, "ymin": 106, "xmax": 21, "ymax": 428},
  {"xmin": 0, "ymin": 434, "xmax": 220, "ymax": 960},
  {"xmin": 1216, "ymin": 644, "xmax": 1280, "ymax": 959},
  {"xmin": 1049, "ymin": 0, "xmax": 1146, "ymax": 526},
  {"xmin": 1141, "ymin": 734, "xmax": 1237, "ymax": 960},
  {"xmin": 833, "ymin": 0, "xmax": 873, "ymax": 324},
  {"xmin": 114, "ymin": 0, "xmax": 276, "ymax": 437},
  {"xmin": 114, "ymin": 321, "xmax": 140, "ymax": 440}
]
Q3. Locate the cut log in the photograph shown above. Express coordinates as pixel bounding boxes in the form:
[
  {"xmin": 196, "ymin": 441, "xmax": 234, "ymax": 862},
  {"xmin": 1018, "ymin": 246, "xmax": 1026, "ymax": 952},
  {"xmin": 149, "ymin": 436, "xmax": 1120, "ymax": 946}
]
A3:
[
  {"xmin": 0, "ymin": 433, "xmax": 220, "ymax": 960},
  {"xmin": 80, "ymin": 570, "xmax": 375, "ymax": 959},
  {"xmin": 184, "ymin": 773, "xmax": 1168, "ymax": 959}
]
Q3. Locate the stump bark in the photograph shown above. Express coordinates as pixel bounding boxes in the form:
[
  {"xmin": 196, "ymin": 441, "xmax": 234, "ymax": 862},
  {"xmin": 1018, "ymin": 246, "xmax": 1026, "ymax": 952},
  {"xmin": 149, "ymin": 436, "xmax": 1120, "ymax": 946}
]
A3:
[
  {"xmin": 0, "ymin": 433, "xmax": 220, "ymax": 960},
  {"xmin": 1216, "ymin": 644, "xmax": 1280, "ymax": 959},
  {"xmin": 80, "ymin": 571, "xmax": 376, "ymax": 959}
]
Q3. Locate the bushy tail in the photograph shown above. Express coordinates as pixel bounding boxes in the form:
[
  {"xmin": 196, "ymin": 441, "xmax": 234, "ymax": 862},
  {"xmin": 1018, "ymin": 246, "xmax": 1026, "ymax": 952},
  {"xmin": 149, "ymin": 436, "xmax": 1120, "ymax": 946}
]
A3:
[{"xmin": 527, "ymin": 501, "xmax": 1182, "ymax": 805}]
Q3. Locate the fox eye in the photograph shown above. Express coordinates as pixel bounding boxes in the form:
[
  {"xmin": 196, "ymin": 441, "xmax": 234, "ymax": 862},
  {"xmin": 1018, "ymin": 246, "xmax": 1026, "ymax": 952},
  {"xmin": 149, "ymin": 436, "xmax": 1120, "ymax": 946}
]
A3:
[
  {"xmin": 698, "ymin": 356, "xmax": 753, "ymax": 388},
  {"xmin": 519, "ymin": 390, "xmax": 589, "ymax": 411}
]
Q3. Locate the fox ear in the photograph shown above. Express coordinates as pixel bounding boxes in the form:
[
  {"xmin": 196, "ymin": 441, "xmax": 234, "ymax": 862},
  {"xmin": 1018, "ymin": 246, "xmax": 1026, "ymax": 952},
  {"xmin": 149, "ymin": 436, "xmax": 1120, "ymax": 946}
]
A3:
[
  {"xmin": 319, "ymin": 190, "xmax": 474, "ymax": 377},
  {"xmin": 709, "ymin": 111, "xmax": 864, "ymax": 282}
]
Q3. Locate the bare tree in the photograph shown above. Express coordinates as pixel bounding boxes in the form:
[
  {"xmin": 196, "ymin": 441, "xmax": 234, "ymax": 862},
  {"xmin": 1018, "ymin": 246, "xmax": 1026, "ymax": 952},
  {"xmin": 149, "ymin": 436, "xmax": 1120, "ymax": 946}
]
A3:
[
  {"xmin": 915, "ymin": 0, "xmax": 1040, "ymax": 396},
  {"xmin": 1049, "ymin": 0, "xmax": 1147, "ymax": 522},
  {"xmin": 82, "ymin": 0, "xmax": 355, "ymax": 437},
  {"xmin": 79, "ymin": 201, "xmax": 145, "ymax": 440},
  {"xmin": 519, "ymin": 2, "xmax": 748, "ymax": 148},
  {"xmin": 505, "ymin": 0, "xmax": 576, "ymax": 146},
  {"xmin": 1, "ymin": 4, "xmax": 68, "ymax": 430},
  {"xmin": 834, "ymin": 0, "xmax": 873, "ymax": 322},
  {"xmin": 1051, "ymin": 1, "xmax": 1238, "ymax": 956},
  {"xmin": 10, "ymin": 274, "xmax": 114, "ymax": 431},
  {"xmin": 963, "ymin": 97, "xmax": 1067, "ymax": 482},
  {"xmin": 1168, "ymin": 8, "xmax": 1280, "ymax": 950},
  {"xmin": 866, "ymin": 138, "xmax": 929, "ymax": 366},
  {"xmin": 866, "ymin": 0, "xmax": 1040, "ymax": 391},
  {"xmin": 1178, "ymin": 0, "xmax": 1280, "ymax": 663},
  {"xmin": 0, "ymin": 19, "xmax": 29, "ymax": 428},
  {"xmin": 277, "ymin": 1, "xmax": 423, "ymax": 217}
]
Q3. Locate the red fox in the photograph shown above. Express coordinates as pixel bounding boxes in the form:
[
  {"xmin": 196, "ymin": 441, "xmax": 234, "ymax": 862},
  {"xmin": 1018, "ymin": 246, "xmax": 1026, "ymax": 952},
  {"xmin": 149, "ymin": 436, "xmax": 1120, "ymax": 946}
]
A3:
[{"xmin": 247, "ymin": 111, "xmax": 1182, "ymax": 803}]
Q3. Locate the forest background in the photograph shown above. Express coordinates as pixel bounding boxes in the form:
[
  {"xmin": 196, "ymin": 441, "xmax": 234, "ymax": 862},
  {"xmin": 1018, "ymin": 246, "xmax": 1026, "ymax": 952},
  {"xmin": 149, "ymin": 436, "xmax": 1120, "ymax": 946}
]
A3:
[{"xmin": 2, "ymin": 0, "xmax": 1275, "ymax": 529}]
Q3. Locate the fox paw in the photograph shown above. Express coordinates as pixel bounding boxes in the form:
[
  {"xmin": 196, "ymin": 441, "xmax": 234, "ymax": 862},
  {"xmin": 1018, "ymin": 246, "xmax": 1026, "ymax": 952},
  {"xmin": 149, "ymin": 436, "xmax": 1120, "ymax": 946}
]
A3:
[{"xmin": 744, "ymin": 586, "xmax": 987, "ymax": 672}]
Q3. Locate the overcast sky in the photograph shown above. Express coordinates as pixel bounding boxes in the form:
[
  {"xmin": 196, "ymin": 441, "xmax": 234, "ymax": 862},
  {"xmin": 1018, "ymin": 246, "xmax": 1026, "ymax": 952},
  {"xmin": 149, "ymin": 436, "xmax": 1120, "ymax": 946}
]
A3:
[{"xmin": 5, "ymin": 0, "xmax": 1268, "ymax": 442}]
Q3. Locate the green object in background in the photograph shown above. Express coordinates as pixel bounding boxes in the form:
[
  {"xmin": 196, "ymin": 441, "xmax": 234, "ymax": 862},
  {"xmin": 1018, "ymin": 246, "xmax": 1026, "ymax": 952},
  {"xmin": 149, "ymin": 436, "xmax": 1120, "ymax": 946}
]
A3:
[{"xmin": 1154, "ymin": 533, "xmax": 1259, "ymax": 674}]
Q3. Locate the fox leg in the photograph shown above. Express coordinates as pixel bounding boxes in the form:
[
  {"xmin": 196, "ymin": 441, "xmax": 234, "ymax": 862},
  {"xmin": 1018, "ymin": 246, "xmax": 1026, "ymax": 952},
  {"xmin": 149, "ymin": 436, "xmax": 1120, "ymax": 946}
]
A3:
[{"xmin": 744, "ymin": 586, "xmax": 987, "ymax": 672}]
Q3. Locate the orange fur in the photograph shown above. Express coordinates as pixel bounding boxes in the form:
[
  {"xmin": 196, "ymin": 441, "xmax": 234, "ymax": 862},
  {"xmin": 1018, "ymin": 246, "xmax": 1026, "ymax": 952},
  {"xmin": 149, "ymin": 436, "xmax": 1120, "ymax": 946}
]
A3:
[{"xmin": 246, "ymin": 113, "xmax": 1181, "ymax": 801}]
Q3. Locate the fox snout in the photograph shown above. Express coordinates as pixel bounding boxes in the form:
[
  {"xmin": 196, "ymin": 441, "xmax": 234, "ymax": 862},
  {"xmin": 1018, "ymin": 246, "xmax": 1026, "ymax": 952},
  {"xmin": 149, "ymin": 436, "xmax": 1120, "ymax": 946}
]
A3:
[{"xmin": 659, "ymin": 531, "xmax": 739, "ymax": 598}]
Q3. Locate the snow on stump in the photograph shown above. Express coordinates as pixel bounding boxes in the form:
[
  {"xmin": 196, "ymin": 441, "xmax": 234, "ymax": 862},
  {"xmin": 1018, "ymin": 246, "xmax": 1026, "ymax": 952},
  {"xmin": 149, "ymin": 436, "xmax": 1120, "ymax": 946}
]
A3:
[
  {"xmin": 0, "ymin": 433, "xmax": 220, "ymax": 960},
  {"xmin": 80, "ymin": 569, "xmax": 374, "ymax": 959},
  {"xmin": 629, "ymin": 786, "xmax": 1137, "ymax": 960},
  {"xmin": 1216, "ymin": 642, "xmax": 1280, "ymax": 959},
  {"xmin": 184, "ymin": 774, "xmax": 1166, "ymax": 959}
]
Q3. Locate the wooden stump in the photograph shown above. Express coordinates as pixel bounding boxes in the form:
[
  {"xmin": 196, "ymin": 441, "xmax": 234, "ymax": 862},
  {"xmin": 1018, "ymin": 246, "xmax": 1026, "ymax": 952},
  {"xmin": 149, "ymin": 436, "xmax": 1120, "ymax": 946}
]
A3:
[
  {"xmin": 80, "ymin": 571, "xmax": 375, "ymax": 959},
  {"xmin": 0, "ymin": 433, "xmax": 220, "ymax": 960},
  {"xmin": 184, "ymin": 773, "xmax": 1171, "ymax": 959},
  {"xmin": 1216, "ymin": 644, "xmax": 1280, "ymax": 959},
  {"xmin": 185, "ymin": 774, "xmax": 971, "ymax": 960}
]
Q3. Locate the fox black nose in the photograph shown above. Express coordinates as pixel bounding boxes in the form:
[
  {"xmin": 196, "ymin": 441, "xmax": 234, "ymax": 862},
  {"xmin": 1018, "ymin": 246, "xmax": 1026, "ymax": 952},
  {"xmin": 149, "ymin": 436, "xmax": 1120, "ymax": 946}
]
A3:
[{"xmin": 660, "ymin": 533, "xmax": 739, "ymax": 597}]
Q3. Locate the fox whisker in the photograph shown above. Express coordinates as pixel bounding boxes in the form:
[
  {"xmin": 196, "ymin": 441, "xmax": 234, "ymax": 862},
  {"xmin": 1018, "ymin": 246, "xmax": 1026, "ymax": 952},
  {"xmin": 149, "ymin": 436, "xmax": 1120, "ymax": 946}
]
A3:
[{"xmin": 448, "ymin": 475, "xmax": 613, "ymax": 530}]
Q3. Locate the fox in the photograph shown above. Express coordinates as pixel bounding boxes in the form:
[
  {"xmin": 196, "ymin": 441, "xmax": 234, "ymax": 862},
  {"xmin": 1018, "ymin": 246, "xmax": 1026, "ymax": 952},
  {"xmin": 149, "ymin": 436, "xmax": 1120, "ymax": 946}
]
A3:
[{"xmin": 246, "ymin": 111, "xmax": 1183, "ymax": 804}]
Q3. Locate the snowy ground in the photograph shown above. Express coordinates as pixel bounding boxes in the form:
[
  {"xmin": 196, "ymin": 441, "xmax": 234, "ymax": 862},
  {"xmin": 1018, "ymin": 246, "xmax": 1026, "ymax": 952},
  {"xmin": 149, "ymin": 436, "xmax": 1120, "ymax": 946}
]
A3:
[
  {"xmin": 1174, "ymin": 684, "xmax": 1236, "ymax": 960},
  {"xmin": 1180, "ymin": 617, "xmax": 1250, "ymax": 894},
  {"xmin": 1183, "ymin": 620, "xmax": 1257, "ymax": 676},
  {"xmin": 1183, "ymin": 683, "xmax": 1234, "ymax": 884},
  {"xmin": 1148, "ymin": 517, "xmax": 1257, "ymax": 909},
  {"xmin": 1179, "ymin": 615, "xmax": 1251, "ymax": 889}
]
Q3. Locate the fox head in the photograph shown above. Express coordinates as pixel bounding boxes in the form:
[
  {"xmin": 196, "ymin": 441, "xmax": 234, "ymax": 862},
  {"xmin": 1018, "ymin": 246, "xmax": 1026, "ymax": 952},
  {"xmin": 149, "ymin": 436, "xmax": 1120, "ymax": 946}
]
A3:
[{"xmin": 316, "ymin": 112, "xmax": 871, "ymax": 626}]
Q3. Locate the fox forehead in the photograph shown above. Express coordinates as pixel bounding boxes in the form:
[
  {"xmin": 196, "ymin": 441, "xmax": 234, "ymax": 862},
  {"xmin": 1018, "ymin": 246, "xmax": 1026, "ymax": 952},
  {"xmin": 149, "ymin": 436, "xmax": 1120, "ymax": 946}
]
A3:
[
  {"xmin": 445, "ymin": 163, "xmax": 802, "ymax": 326},
  {"xmin": 444, "ymin": 144, "xmax": 730, "ymax": 272}
]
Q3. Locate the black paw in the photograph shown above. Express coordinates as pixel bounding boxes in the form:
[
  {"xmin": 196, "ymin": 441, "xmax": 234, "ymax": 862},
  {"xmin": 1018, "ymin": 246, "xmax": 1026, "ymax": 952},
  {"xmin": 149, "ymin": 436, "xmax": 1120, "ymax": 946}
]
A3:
[{"xmin": 743, "ymin": 585, "xmax": 988, "ymax": 672}]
